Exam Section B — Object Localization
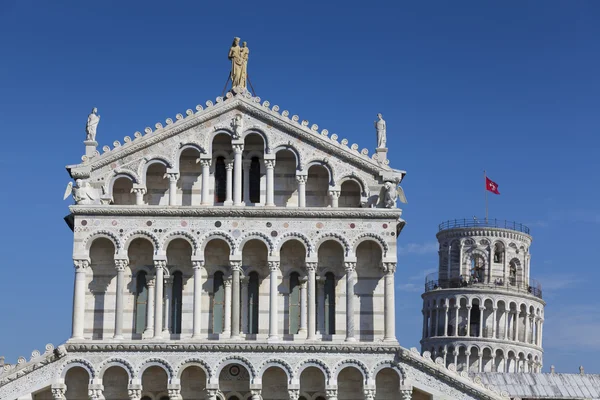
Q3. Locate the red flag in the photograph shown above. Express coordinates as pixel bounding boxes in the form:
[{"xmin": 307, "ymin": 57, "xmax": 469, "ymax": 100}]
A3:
[{"xmin": 486, "ymin": 177, "xmax": 500, "ymax": 195}]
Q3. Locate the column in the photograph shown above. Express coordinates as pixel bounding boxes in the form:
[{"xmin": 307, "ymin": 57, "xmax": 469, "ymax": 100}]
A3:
[
  {"xmin": 504, "ymin": 310, "xmax": 509, "ymax": 340},
  {"xmin": 163, "ymin": 276, "xmax": 173, "ymax": 336},
  {"xmin": 201, "ymin": 159, "xmax": 211, "ymax": 205},
  {"xmin": 243, "ymin": 160, "xmax": 251, "ymax": 204},
  {"xmin": 233, "ymin": 144, "xmax": 243, "ymax": 206},
  {"xmin": 345, "ymin": 262, "xmax": 356, "ymax": 341},
  {"xmin": 524, "ymin": 312, "xmax": 530, "ymax": 343},
  {"xmin": 71, "ymin": 260, "xmax": 89, "ymax": 340},
  {"xmin": 454, "ymin": 305, "xmax": 459, "ymax": 336},
  {"xmin": 422, "ymin": 309, "xmax": 428, "ymax": 339},
  {"xmin": 466, "ymin": 305, "xmax": 472, "ymax": 337},
  {"xmin": 167, "ymin": 172, "xmax": 179, "ymax": 206},
  {"xmin": 265, "ymin": 159, "xmax": 276, "ymax": 206},
  {"xmin": 443, "ymin": 304, "xmax": 449, "ymax": 336},
  {"xmin": 453, "ymin": 350, "xmax": 458, "ymax": 367},
  {"xmin": 514, "ymin": 311, "xmax": 520, "ymax": 342},
  {"xmin": 329, "ymin": 190, "xmax": 340, "ymax": 208},
  {"xmin": 192, "ymin": 261, "xmax": 203, "ymax": 339},
  {"xmin": 132, "ymin": 188, "xmax": 146, "ymax": 205},
  {"xmin": 428, "ymin": 308, "xmax": 433, "ymax": 337},
  {"xmin": 114, "ymin": 259, "xmax": 128, "ymax": 339},
  {"xmin": 268, "ymin": 261, "xmax": 280, "ymax": 340},
  {"xmin": 382, "ymin": 262, "xmax": 396, "ymax": 341},
  {"xmin": 478, "ymin": 354, "xmax": 483, "ymax": 372},
  {"xmin": 317, "ymin": 277, "xmax": 325, "ymax": 333},
  {"xmin": 225, "ymin": 159, "xmax": 234, "ymax": 205},
  {"xmin": 299, "ymin": 277, "xmax": 307, "ymax": 335},
  {"xmin": 434, "ymin": 306, "xmax": 440, "ymax": 337},
  {"xmin": 145, "ymin": 278, "xmax": 155, "ymax": 337},
  {"xmin": 223, "ymin": 276, "xmax": 232, "ymax": 336},
  {"xmin": 479, "ymin": 307, "xmax": 484, "ymax": 338},
  {"xmin": 447, "ymin": 245, "xmax": 452, "ymax": 280},
  {"xmin": 154, "ymin": 261, "xmax": 165, "ymax": 338},
  {"xmin": 539, "ymin": 319, "xmax": 544, "ymax": 347},
  {"xmin": 296, "ymin": 175, "xmax": 307, "ymax": 207},
  {"xmin": 231, "ymin": 262, "xmax": 241, "ymax": 338},
  {"xmin": 492, "ymin": 307, "xmax": 497, "ymax": 339},
  {"xmin": 306, "ymin": 262, "xmax": 317, "ymax": 340},
  {"xmin": 241, "ymin": 275, "xmax": 249, "ymax": 334}
]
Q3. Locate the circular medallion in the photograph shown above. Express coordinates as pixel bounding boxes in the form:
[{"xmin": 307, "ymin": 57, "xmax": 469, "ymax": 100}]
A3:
[
  {"xmin": 271, "ymin": 230, "xmax": 278, "ymax": 237},
  {"xmin": 146, "ymin": 221, "xmax": 153, "ymax": 227},
  {"xmin": 215, "ymin": 221, "xmax": 222, "ymax": 228},
  {"xmin": 266, "ymin": 222, "xmax": 272, "ymax": 227},
  {"xmin": 382, "ymin": 223, "xmax": 388, "ymax": 229},
  {"xmin": 316, "ymin": 222, "xmax": 324, "ymax": 229},
  {"xmin": 81, "ymin": 220, "xmax": 87, "ymax": 226},
  {"xmin": 350, "ymin": 223, "xmax": 356, "ymax": 229},
  {"xmin": 112, "ymin": 220, "xmax": 118, "ymax": 226},
  {"xmin": 181, "ymin": 221, "xmax": 188, "ymax": 227},
  {"xmin": 229, "ymin": 365, "xmax": 240, "ymax": 376},
  {"xmin": 283, "ymin": 223, "xmax": 289, "ymax": 228}
]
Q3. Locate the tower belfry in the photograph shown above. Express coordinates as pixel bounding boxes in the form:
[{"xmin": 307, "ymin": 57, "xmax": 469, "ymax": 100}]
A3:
[{"xmin": 421, "ymin": 218, "xmax": 545, "ymax": 373}]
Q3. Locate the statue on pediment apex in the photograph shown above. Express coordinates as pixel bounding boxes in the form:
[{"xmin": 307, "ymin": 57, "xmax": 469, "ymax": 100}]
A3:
[
  {"xmin": 375, "ymin": 113, "xmax": 386, "ymax": 149},
  {"xmin": 86, "ymin": 107, "xmax": 100, "ymax": 142},
  {"xmin": 228, "ymin": 37, "xmax": 248, "ymax": 89}
]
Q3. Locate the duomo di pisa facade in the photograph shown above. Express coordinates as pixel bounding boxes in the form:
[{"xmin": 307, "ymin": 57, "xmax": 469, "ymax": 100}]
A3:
[{"xmin": 0, "ymin": 62, "xmax": 598, "ymax": 399}]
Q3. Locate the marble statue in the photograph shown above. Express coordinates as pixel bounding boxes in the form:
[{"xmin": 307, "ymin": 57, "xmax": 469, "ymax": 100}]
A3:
[
  {"xmin": 240, "ymin": 41, "xmax": 249, "ymax": 87},
  {"xmin": 380, "ymin": 181, "xmax": 407, "ymax": 208},
  {"xmin": 231, "ymin": 114, "xmax": 243, "ymax": 139},
  {"xmin": 64, "ymin": 179, "xmax": 96, "ymax": 204},
  {"xmin": 86, "ymin": 108, "xmax": 100, "ymax": 142},
  {"xmin": 228, "ymin": 37, "xmax": 246, "ymax": 89},
  {"xmin": 375, "ymin": 113, "xmax": 386, "ymax": 148}
]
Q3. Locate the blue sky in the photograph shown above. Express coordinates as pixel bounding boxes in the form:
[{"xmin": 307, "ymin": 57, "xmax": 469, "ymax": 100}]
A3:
[{"xmin": 0, "ymin": 1, "xmax": 598, "ymax": 373}]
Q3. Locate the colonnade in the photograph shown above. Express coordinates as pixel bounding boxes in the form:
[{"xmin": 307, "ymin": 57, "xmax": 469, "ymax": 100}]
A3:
[{"xmin": 70, "ymin": 258, "xmax": 397, "ymax": 342}]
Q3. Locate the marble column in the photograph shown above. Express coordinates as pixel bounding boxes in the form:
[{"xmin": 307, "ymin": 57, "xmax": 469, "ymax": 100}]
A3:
[
  {"xmin": 114, "ymin": 259, "xmax": 128, "ymax": 339},
  {"xmin": 192, "ymin": 261, "xmax": 203, "ymax": 339},
  {"xmin": 345, "ymin": 262, "xmax": 356, "ymax": 341},
  {"xmin": 132, "ymin": 188, "xmax": 146, "ymax": 205},
  {"xmin": 201, "ymin": 159, "xmax": 211, "ymax": 205},
  {"xmin": 223, "ymin": 275, "xmax": 232, "ymax": 336},
  {"xmin": 478, "ymin": 355, "xmax": 483, "ymax": 372},
  {"xmin": 306, "ymin": 262, "xmax": 317, "ymax": 340},
  {"xmin": 167, "ymin": 172, "xmax": 179, "ymax": 206},
  {"xmin": 243, "ymin": 159, "xmax": 251, "ymax": 204},
  {"xmin": 515, "ymin": 311, "xmax": 520, "ymax": 342},
  {"xmin": 453, "ymin": 351, "xmax": 458, "ymax": 368},
  {"xmin": 154, "ymin": 261, "xmax": 166, "ymax": 339},
  {"xmin": 435, "ymin": 306, "xmax": 440, "ymax": 337},
  {"xmin": 299, "ymin": 277, "xmax": 308, "ymax": 335},
  {"xmin": 233, "ymin": 144, "xmax": 243, "ymax": 206},
  {"xmin": 454, "ymin": 305, "xmax": 459, "ymax": 336},
  {"xmin": 479, "ymin": 307, "xmax": 484, "ymax": 338},
  {"xmin": 71, "ymin": 260, "xmax": 89, "ymax": 340},
  {"xmin": 447, "ymin": 244, "xmax": 452, "ymax": 280},
  {"xmin": 422, "ymin": 309, "xmax": 428, "ymax": 339},
  {"xmin": 443, "ymin": 304, "xmax": 449, "ymax": 337},
  {"xmin": 145, "ymin": 278, "xmax": 155, "ymax": 337},
  {"xmin": 231, "ymin": 262, "xmax": 242, "ymax": 338},
  {"xmin": 382, "ymin": 262, "xmax": 396, "ymax": 341},
  {"xmin": 428, "ymin": 308, "xmax": 433, "ymax": 337},
  {"xmin": 492, "ymin": 307, "xmax": 498, "ymax": 339},
  {"xmin": 329, "ymin": 190, "xmax": 340, "ymax": 208},
  {"xmin": 504, "ymin": 310, "xmax": 509, "ymax": 340},
  {"xmin": 317, "ymin": 277, "xmax": 325, "ymax": 333},
  {"xmin": 225, "ymin": 159, "xmax": 234, "ymax": 206},
  {"xmin": 539, "ymin": 319, "xmax": 544, "ymax": 347},
  {"xmin": 265, "ymin": 159, "xmax": 276, "ymax": 206},
  {"xmin": 296, "ymin": 175, "xmax": 307, "ymax": 207},
  {"xmin": 163, "ymin": 276, "xmax": 173, "ymax": 336},
  {"xmin": 241, "ymin": 275, "xmax": 249, "ymax": 334},
  {"xmin": 466, "ymin": 305, "xmax": 472, "ymax": 337},
  {"xmin": 525, "ymin": 312, "xmax": 530, "ymax": 343},
  {"xmin": 268, "ymin": 261, "xmax": 280, "ymax": 340}
]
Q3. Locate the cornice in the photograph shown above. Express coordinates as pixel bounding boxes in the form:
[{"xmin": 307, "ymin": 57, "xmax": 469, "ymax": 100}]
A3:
[
  {"xmin": 420, "ymin": 336, "xmax": 544, "ymax": 353},
  {"xmin": 436, "ymin": 227, "xmax": 532, "ymax": 244},
  {"xmin": 69, "ymin": 205, "xmax": 403, "ymax": 220},
  {"xmin": 421, "ymin": 287, "xmax": 546, "ymax": 306}
]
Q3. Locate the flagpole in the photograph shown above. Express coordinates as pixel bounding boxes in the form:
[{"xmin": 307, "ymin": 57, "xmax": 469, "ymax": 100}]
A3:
[{"xmin": 484, "ymin": 170, "xmax": 488, "ymax": 223}]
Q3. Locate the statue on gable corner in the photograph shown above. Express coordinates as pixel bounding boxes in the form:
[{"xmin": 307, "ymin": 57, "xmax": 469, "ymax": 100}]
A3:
[
  {"xmin": 379, "ymin": 181, "xmax": 407, "ymax": 208},
  {"xmin": 375, "ymin": 113, "xmax": 386, "ymax": 148},
  {"xmin": 228, "ymin": 37, "xmax": 248, "ymax": 89},
  {"xmin": 63, "ymin": 179, "xmax": 97, "ymax": 205},
  {"xmin": 86, "ymin": 107, "xmax": 100, "ymax": 142}
]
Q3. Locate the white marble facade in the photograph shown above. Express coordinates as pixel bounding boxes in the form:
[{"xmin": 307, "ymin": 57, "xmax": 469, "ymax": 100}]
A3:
[{"xmin": 0, "ymin": 90, "xmax": 513, "ymax": 400}]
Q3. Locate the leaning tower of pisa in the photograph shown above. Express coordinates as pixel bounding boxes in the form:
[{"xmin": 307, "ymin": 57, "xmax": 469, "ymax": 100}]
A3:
[{"xmin": 420, "ymin": 218, "xmax": 545, "ymax": 374}]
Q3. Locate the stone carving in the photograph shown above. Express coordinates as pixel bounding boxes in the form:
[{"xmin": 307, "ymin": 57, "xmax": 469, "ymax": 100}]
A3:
[
  {"xmin": 364, "ymin": 388, "xmax": 376, "ymax": 400},
  {"xmin": 241, "ymin": 41, "xmax": 249, "ymax": 86},
  {"xmin": 52, "ymin": 387, "xmax": 66, "ymax": 400},
  {"xmin": 86, "ymin": 107, "xmax": 100, "ymax": 142},
  {"xmin": 228, "ymin": 37, "xmax": 247, "ymax": 89},
  {"xmin": 379, "ymin": 181, "xmax": 406, "ymax": 208},
  {"xmin": 64, "ymin": 179, "xmax": 97, "ymax": 205},
  {"xmin": 231, "ymin": 114, "xmax": 244, "ymax": 139},
  {"xmin": 250, "ymin": 389, "xmax": 262, "ymax": 400},
  {"xmin": 375, "ymin": 113, "xmax": 386, "ymax": 149}
]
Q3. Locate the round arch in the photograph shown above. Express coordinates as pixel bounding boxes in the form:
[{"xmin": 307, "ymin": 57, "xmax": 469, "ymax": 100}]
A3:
[
  {"xmin": 352, "ymin": 234, "xmax": 388, "ymax": 258},
  {"xmin": 172, "ymin": 142, "xmax": 207, "ymax": 171},
  {"xmin": 175, "ymin": 358, "xmax": 212, "ymax": 381},
  {"xmin": 293, "ymin": 359, "xmax": 331, "ymax": 386},
  {"xmin": 84, "ymin": 231, "xmax": 121, "ymax": 255},
  {"xmin": 273, "ymin": 144, "xmax": 301, "ymax": 169},
  {"xmin": 139, "ymin": 157, "xmax": 174, "ymax": 185},
  {"xmin": 242, "ymin": 127, "xmax": 270, "ymax": 152},
  {"xmin": 98, "ymin": 357, "xmax": 135, "ymax": 381},
  {"xmin": 163, "ymin": 231, "xmax": 199, "ymax": 256},
  {"xmin": 277, "ymin": 232, "xmax": 314, "ymax": 257},
  {"xmin": 332, "ymin": 359, "xmax": 369, "ymax": 385},
  {"xmin": 107, "ymin": 171, "xmax": 139, "ymax": 197},
  {"xmin": 123, "ymin": 230, "xmax": 160, "ymax": 255},
  {"xmin": 305, "ymin": 160, "xmax": 335, "ymax": 185},
  {"xmin": 58, "ymin": 359, "xmax": 95, "ymax": 382},
  {"xmin": 338, "ymin": 175, "xmax": 368, "ymax": 197},
  {"xmin": 370, "ymin": 361, "xmax": 404, "ymax": 387},
  {"xmin": 212, "ymin": 356, "xmax": 256, "ymax": 385},
  {"xmin": 138, "ymin": 358, "xmax": 174, "ymax": 383},
  {"xmin": 200, "ymin": 231, "xmax": 236, "ymax": 255},
  {"xmin": 237, "ymin": 232, "xmax": 275, "ymax": 256},
  {"xmin": 258, "ymin": 359, "xmax": 294, "ymax": 384},
  {"xmin": 314, "ymin": 233, "xmax": 350, "ymax": 257}
]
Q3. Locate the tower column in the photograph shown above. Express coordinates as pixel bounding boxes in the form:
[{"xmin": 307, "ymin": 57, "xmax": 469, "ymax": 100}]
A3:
[
  {"xmin": 144, "ymin": 278, "xmax": 155, "ymax": 337},
  {"xmin": 422, "ymin": 309, "xmax": 428, "ymax": 339},
  {"xmin": 201, "ymin": 159, "xmax": 212, "ymax": 205},
  {"xmin": 231, "ymin": 262, "xmax": 242, "ymax": 338},
  {"xmin": 525, "ymin": 311, "xmax": 530, "ymax": 343},
  {"xmin": 268, "ymin": 261, "xmax": 280, "ymax": 340},
  {"xmin": 299, "ymin": 277, "xmax": 308, "ymax": 336},
  {"xmin": 265, "ymin": 159, "xmax": 276, "ymax": 206},
  {"xmin": 435, "ymin": 306, "xmax": 440, "ymax": 336},
  {"xmin": 243, "ymin": 159, "xmax": 251, "ymax": 204},
  {"xmin": 492, "ymin": 307, "xmax": 497, "ymax": 339},
  {"xmin": 223, "ymin": 276, "xmax": 232, "ymax": 336},
  {"xmin": 479, "ymin": 307, "xmax": 484, "ymax": 338},
  {"xmin": 504, "ymin": 310, "xmax": 509, "ymax": 340},
  {"xmin": 539, "ymin": 318, "xmax": 544, "ymax": 347},
  {"xmin": 428, "ymin": 308, "xmax": 433, "ymax": 337},
  {"xmin": 114, "ymin": 259, "xmax": 128, "ymax": 339},
  {"xmin": 454, "ymin": 305, "xmax": 459, "ymax": 336},
  {"xmin": 163, "ymin": 276, "xmax": 173, "ymax": 335},
  {"xmin": 233, "ymin": 144, "xmax": 243, "ymax": 206},
  {"xmin": 71, "ymin": 260, "xmax": 89, "ymax": 340},
  {"xmin": 132, "ymin": 187, "xmax": 146, "ymax": 205},
  {"xmin": 466, "ymin": 305, "xmax": 472, "ymax": 337},
  {"xmin": 296, "ymin": 175, "xmax": 307, "ymax": 207},
  {"xmin": 225, "ymin": 159, "xmax": 234, "ymax": 206},
  {"xmin": 241, "ymin": 275, "xmax": 248, "ymax": 334},
  {"xmin": 345, "ymin": 262, "xmax": 356, "ymax": 341},
  {"xmin": 514, "ymin": 311, "xmax": 520, "ymax": 342},
  {"xmin": 382, "ymin": 262, "xmax": 396, "ymax": 341},
  {"xmin": 443, "ymin": 304, "xmax": 449, "ymax": 336},
  {"xmin": 153, "ymin": 260, "xmax": 165, "ymax": 339},
  {"xmin": 306, "ymin": 262, "xmax": 317, "ymax": 340},
  {"xmin": 447, "ymin": 244, "xmax": 452, "ymax": 280},
  {"xmin": 192, "ymin": 261, "xmax": 203, "ymax": 339},
  {"xmin": 167, "ymin": 172, "xmax": 179, "ymax": 206}
]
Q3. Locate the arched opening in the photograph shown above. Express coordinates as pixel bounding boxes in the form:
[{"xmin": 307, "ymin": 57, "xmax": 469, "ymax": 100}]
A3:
[
  {"xmin": 128, "ymin": 238, "xmax": 155, "ymax": 338},
  {"xmin": 482, "ymin": 348, "xmax": 494, "ymax": 372},
  {"xmin": 375, "ymin": 367, "xmax": 400, "ymax": 400},
  {"xmin": 458, "ymin": 298, "xmax": 468, "ymax": 336},
  {"xmin": 212, "ymin": 133, "xmax": 233, "ymax": 204},
  {"xmin": 483, "ymin": 299, "xmax": 494, "ymax": 338},
  {"xmin": 242, "ymin": 239, "xmax": 268, "ymax": 336},
  {"xmin": 318, "ymin": 240, "xmax": 344, "ymax": 336},
  {"xmin": 289, "ymin": 272, "xmax": 301, "ymax": 335},
  {"xmin": 339, "ymin": 180, "xmax": 361, "ymax": 208},
  {"xmin": 306, "ymin": 165, "xmax": 330, "ymax": 207},
  {"xmin": 457, "ymin": 346, "xmax": 468, "ymax": 371},
  {"xmin": 495, "ymin": 349, "xmax": 505, "ymax": 372},
  {"xmin": 166, "ymin": 238, "xmax": 193, "ymax": 336},
  {"xmin": 212, "ymin": 271, "xmax": 225, "ymax": 334},
  {"xmin": 219, "ymin": 363, "xmax": 251, "ymax": 398},
  {"xmin": 470, "ymin": 299, "xmax": 482, "ymax": 337},
  {"xmin": 338, "ymin": 366, "xmax": 364, "ymax": 400},
  {"xmin": 248, "ymin": 271, "xmax": 260, "ymax": 335},
  {"xmin": 180, "ymin": 365, "xmax": 208, "ymax": 399},
  {"xmin": 324, "ymin": 272, "xmax": 336, "ymax": 335},
  {"xmin": 214, "ymin": 156, "xmax": 227, "ymax": 203},
  {"xmin": 469, "ymin": 347, "xmax": 480, "ymax": 373},
  {"xmin": 274, "ymin": 149, "xmax": 298, "ymax": 206},
  {"xmin": 447, "ymin": 298, "xmax": 457, "ymax": 337},
  {"xmin": 171, "ymin": 271, "xmax": 183, "ymax": 334},
  {"xmin": 470, "ymin": 254, "xmax": 485, "ymax": 283},
  {"xmin": 204, "ymin": 238, "xmax": 231, "ymax": 336},
  {"xmin": 496, "ymin": 300, "xmax": 507, "ymax": 340},
  {"xmin": 509, "ymin": 259, "xmax": 519, "ymax": 286},
  {"xmin": 103, "ymin": 366, "xmax": 129, "ymax": 400},
  {"xmin": 179, "ymin": 148, "xmax": 202, "ymax": 206},
  {"xmin": 112, "ymin": 177, "xmax": 135, "ymax": 205},
  {"xmin": 89, "ymin": 238, "xmax": 116, "ymax": 339},
  {"xmin": 356, "ymin": 240, "xmax": 382, "ymax": 341},
  {"xmin": 261, "ymin": 366, "xmax": 289, "ymax": 400},
  {"xmin": 249, "ymin": 156, "xmax": 261, "ymax": 203},
  {"xmin": 144, "ymin": 162, "xmax": 169, "ymax": 205},
  {"xmin": 299, "ymin": 367, "xmax": 326, "ymax": 399},
  {"xmin": 493, "ymin": 242, "xmax": 505, "ymax": 263},
  {"xmin": 141, "ymin": 366, "xmax": 168, "ymax": 399},
  {"xmin": 243, "ymin": 134, "xmax": 265, "ymax": 205},
  {"xmin": 64, "ymin": 366, "xmax": 90, "ymax": 400}
]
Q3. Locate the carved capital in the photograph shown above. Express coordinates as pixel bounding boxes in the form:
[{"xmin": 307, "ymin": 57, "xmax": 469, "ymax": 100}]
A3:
[
  {"xmin": 127, "ymin": 388, "xmax": 142, "ymax": 400},
  {"xmin": 329, "ymin": 190, "xmax": 341, "ymax": 199},
  {"xmin": 167, "ymin": 387, "xmax": 182, "ymax": 400},
  {"xmin": 296, "ymin": 175, "xmax": 307, "ymax": 184},
  {"xmin": 344, "ymin": 261, "xmax": 356, "ymax": 272},
  {"xmin": 192, "ymin": 260, "xmax": 205, "ymax": 270},
  {"xmin": 224, "ymin": 276, "xmax": 232, "ymax": 287},
  {"xmin": 268, "ymin": 261, "xmax": 280, "ymax": 272},
  {"xmin": 264, "ymin": 159, "xmax": 276, "ymax": 169},
  {"xmin": 146, "ymin": 278, "xmax": 156, "ymax": 288},
  {"xmin": 166, "ymin": 172, "xmax": 179, "ymax": 182},
  {"xmin": 230, "ymin": 261, "xmax": 243, "ymax": 271},
  {"xmin": 52, "ymin": 387, "xmax": 66, "ymax": 400},
  {"xmin": 326, "ymin": 388, "xmax": 338, "ymax": 400},
  {"xmin": 130, "ymin": 187, "xmax": 147, "ymax": 195},
  {"xmin": 164, "ymin": 276, "xmax": 174, "ymax": 287},
  {"xmin": 306, "ymin": 262, "xmax": 318, "ymax": 272},
  {"xmin": 200, "ymin": 159, "xmax": 212, "ymax": 168},
  {"xmin": 250, "ymin": 389, "xmax": 262, "ymax": 400},
  {"xmin": 381, "ymin": 262, "xmax": 396, "ymax": 274},
  {"xmin": 88, "ymin": 387, "xmax": 105, "ymax": 400},
  {"xmin": 225, "ymin": 159, "xmax": 234, "ymax": 170},
  {"xmin": 74, "ymin": 259, "xmax": 89, "ymax": 271},
  {"xmin": 154, "ymin": 260, "xmax": 167, "ymax": 271},
  {"xmin": 288, "ymin": 389, "xmax": 300, "ymax": 400},
  {"xmin": 115, "ymin": 259, "xmax": 128, "ymax": 272},
  {"xmin": 233, "ymin": 144, "xmax": 244, "ymax": 154},
  {"xmin": 400, "ymin": 387, "xmax": 413, "ymax": 400},
  {"xmin": 205, "ymin": 389, "xmax": 219, "ymax": 400},
  {"xmin": 363, "ymin": 389, "xmax": 376, "ymax": 400}
]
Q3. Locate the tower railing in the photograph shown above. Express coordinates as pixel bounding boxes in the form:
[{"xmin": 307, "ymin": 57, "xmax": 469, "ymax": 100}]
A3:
[
  {"xmin": 438, "ymin": 218, "xmax": 530, "ymax": 235},
  {"xmin": 424, "ymin": 272, "xmax": 542, "ymax": 299}
]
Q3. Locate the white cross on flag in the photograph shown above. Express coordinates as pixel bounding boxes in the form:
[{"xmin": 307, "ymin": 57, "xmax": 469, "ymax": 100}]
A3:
[{"xmin": 486, "ymin": 176, "xmax": 500, "ymax": 195}]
